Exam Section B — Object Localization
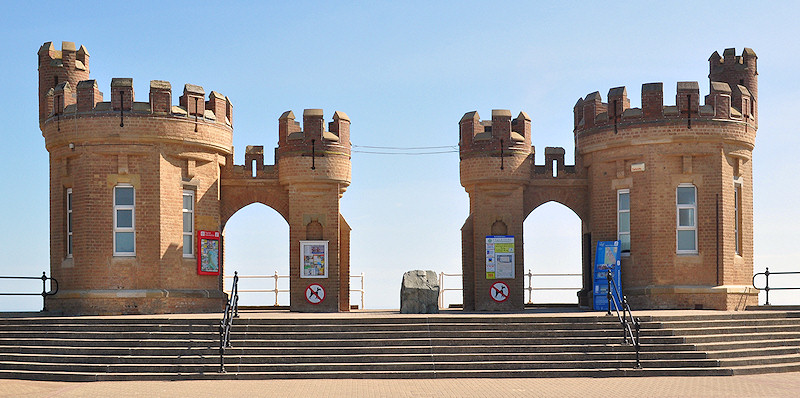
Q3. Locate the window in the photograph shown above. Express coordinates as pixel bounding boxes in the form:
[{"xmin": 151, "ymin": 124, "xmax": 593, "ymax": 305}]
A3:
[
  {"xmin": 183, "ymin": 190, "xmax": 194, "ymax": 257},
  {"xmin": 113, "ymin": 185, "xmax": 135, "ymax": 256},
  {"xmin": 676, "ymin": 184, "xmax": 697, "ymax": 254},
  {"xmin": 734, "ymin": 179, "xmax": 742, "ymax": 255},
  {"xmin": 617, "ymin": 189, "xmax": 630, "ymax": 254},
  {"xmin": 66, "ymin": 188, "xmax": 73, "ymax": 258}
]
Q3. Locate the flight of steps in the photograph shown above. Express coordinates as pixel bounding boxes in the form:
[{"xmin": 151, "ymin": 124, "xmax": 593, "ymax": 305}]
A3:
[{"xmin": 0, "ymin": 311, "xmax": 798, "ymax": 381}]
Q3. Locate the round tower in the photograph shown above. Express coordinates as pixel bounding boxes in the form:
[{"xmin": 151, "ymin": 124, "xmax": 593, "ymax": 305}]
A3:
[
  {"xmin": 39, "ymin": 41, "xmax": 234, "ymax": 315},
  {"xmin": 277, "ymin": 109, "xmax": 352, "ymax": 312},
  {"xmin": 573, "ymin": 48, "xmax": 758, "ymax": 310},
  {"xmin": 459, "ymin": 109, "xmax": 532, "ymax": 311}
]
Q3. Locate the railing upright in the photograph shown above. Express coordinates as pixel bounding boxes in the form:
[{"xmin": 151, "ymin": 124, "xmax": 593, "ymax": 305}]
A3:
[{"xmin": 219, "ymin": 271, "xmax": 239, "ymax": 373}]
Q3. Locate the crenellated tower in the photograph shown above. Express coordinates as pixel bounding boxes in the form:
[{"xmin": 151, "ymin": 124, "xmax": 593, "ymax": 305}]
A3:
[
  {"xmin": 461, "ymin": 48, "xmax": 758, "ymax": 311},
  {"xmin": 39, "ymin": 41, "xmax": 353, "ymax": 315},
  {"xmin": 39, "ymin": 41, "xmax": 234, "ymax": 315}
]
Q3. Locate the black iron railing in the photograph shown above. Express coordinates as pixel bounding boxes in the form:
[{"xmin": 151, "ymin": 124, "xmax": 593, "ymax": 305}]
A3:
[
  {"xmin": 753, "ymin": 268, "xmax": 800, "ymax": 305},
  {"xmin": 219, "ymin": 271, "xmax": 239, "ymax": 373},
  {"xmin": 606, "ymin": 271, "xmax": 642, "ymax": 369},
  {"xmin": 0, "ymin": 272, "xmax": 59, "ymax": 312}
]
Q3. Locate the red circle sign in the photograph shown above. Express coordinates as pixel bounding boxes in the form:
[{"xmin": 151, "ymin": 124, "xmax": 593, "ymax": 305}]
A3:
[
  {"xmin": 305, "ymin": 283, "xmax": 326, "ymax": 304},
  {"xmin": 490, "ymin": 281, "xmax": 509, "ymax": 303}
]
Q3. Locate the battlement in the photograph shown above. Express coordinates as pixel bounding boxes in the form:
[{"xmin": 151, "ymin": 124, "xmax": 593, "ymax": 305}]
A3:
[
  {"xmin": 459, "ymin": 110, "xmax": 531, "ymax": 157},
  {"xmin": 38, "ymin": 41, "xmax": 89, "ymax": 71},
  {"xmin": 277, "ymin": 109, "xmax": 351, "ymax": 157},
  {"xmin": 43, "ymin": 77, "xmax": 233, "ymax": 128},
  {"xmin": 573, "ymin": 81, "xmax": 754, "ymax": 134},
  {"xmin": 575, "ymin": 48, "xmax": 757, "ymax": 134}
]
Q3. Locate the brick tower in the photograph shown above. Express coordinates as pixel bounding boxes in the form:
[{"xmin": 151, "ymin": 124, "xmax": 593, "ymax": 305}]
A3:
[
  {"xmin": 38, "ymin": 41, "xmax": 353, "ymax": 315},
  {"xmin": 461, "ymin": 48, "xmax": 758, "ymax": 310},
  {"xmin": 38, "ymin": 42, "xmax": 233, "ymax": 314}
]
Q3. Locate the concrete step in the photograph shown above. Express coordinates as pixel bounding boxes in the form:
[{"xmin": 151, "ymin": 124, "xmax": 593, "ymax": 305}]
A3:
[{"xmin": 1, "ymin": 311, "xmax": 799, "ymax": 381}]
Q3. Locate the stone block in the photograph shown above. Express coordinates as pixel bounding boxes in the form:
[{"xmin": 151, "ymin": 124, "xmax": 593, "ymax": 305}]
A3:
[{"xmin": 400, "ymin": 270, "xmax": 439, "ymax": 314}]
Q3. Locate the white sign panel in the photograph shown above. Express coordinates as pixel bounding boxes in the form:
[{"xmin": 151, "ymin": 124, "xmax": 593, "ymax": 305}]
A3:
[
  {"xmin": 300, "ymin": 240, "xmax": 328, "ymax": 278},
  {"xmin": 486, "ymin": 235, "xmax": 515, "ymax": 279}
]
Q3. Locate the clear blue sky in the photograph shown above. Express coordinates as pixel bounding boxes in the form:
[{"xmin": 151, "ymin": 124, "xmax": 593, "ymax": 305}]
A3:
[{"xmin": 1, "ymin": 1, "xmax": 799, "ymax": 311}]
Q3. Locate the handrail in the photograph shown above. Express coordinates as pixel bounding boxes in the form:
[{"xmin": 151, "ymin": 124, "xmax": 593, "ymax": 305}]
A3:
[
  {"xmin": 753, "ymin": 267, "xmax": 800, "ymax": 305},
  {"xmin": 606, "ymin": 271, "xmax": 641, "ymax": 369},
  {"xmin": 219, "ymin": 271, "xmax": 239, "ymax": 373},
  {"xmin": 0, "ymin": 272, "xmax": 59, "ymax": 312}
]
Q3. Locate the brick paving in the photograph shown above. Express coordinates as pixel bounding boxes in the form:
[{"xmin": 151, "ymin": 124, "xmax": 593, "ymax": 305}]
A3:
[{"xmin": 3, "ymin": 373, "xmax": 800, "ymax": 398}]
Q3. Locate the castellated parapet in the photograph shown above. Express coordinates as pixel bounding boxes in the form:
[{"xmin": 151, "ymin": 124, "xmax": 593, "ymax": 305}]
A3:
[
  {"xmin": 460, "ymin": 48, "xmax": 758, "ymax": 311},
  {"xmin": 40, "ymin": 41, "xmax": 352, "ymax": 315}
]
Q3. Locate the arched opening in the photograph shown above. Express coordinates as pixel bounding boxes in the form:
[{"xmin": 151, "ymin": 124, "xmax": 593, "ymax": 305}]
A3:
[
  {"xmin": 222, "ymin": 203, "xmax": 289, "ymax": 306},
  {"xmin": 523, "ymin": 201, "xmax": 583, "ymax": 305}
]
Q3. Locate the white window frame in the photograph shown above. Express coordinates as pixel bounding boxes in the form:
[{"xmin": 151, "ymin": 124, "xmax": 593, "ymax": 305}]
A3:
[
  {"xmin": 66, "ymin": 188, "xmax": 73, "ymax": 258},
  {"xmin": 676, "ymin": 184, "xmax": 698, "ymax": 254},
  {"xmin": 113, "ymin": 184, "xmax": 135, "ymax": 256},
  {"xmin": 734, "ymin": 178, "xmax": 742, "ymax": 255},
  {"xmin": 617, "ymin": 189, "xmax": 630, "ymax": 255},
  {"xmin": 182, "ymin": 190, "xmax": 194, "ymax": 257}
]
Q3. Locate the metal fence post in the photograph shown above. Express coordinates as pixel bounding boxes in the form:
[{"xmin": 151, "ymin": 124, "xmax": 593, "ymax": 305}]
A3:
[{"xmin": 273, "ymin": 270, "xmax": 280, "ymax": 306}]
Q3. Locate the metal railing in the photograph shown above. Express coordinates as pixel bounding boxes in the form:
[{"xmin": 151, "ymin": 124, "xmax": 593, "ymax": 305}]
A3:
[
  {"xmin": 219, "ymin": 271, "xmax": 239, "ymax": 373},
  {"xmin": 0, "ymin": 272, "xmax": 59, "ymax": 312},
  {"xmin": 524, "ymin": 271, "xmax": 582, "ymax": 304},
  {"xmin": 753, "ymin": 267, "xmax": 800, "ymax": 305},
  {"xmin": 606, "ymin": 271, "xmax": 641, "ymax": 369},
  {"xmin": 224, "ymin": 271, "xmax": 289, "ymax": 306},
  {"xmin": 223, "ymin": 272, "xmax": 366, "ymax": 309},
  {"xmin": 438, "ymin": 272, "xmax": 463, "ymax": 309},
  {"xmin": 437, "ymin": 271, "xmax": 582, "ymax": 309}
]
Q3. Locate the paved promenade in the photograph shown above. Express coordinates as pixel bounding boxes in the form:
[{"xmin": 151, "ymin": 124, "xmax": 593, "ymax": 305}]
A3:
[{"xmin": 4, "ymin": 372, "xmax": 800, "ymax": 398}]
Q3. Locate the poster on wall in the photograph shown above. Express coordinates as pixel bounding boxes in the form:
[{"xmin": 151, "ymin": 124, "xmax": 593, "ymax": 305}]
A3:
[
  {"xmin": 300, "ymin": 240, "xmax": 328, "ymax": 278},
  {"xmin": 197, "ymin": 230, "xmax": 220, "ymax": 275},
  {"xmin": 486, "ymin": 235, "xmax": 515, "ymax": 279}
]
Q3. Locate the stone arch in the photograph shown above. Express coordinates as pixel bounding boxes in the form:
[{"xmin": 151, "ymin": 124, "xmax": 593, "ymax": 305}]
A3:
[
  {"xmin": 522, "ymin": 200, "xmax": 584, "ymax": 305},
  {"xmin": 219, "ymin": 181, "xmax": 289, "ymax": 229},
  {"xmin": 522, "ymin": 186, "xmax": 592, "ymax": 307},
  {"xmin": 523, "ymin": 185, "xmax": 589, "ymax": 224}
]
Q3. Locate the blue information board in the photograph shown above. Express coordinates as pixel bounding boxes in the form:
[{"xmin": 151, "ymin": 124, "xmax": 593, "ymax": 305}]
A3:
[{"xmin": 593, "ymin": 241, "xmax": 621, "ymax": 311}]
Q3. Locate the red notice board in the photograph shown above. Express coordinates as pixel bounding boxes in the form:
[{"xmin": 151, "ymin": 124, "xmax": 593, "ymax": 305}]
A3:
[{"xmin": 197, "ymin": 230, "xmax": 220, "ymax": 275}]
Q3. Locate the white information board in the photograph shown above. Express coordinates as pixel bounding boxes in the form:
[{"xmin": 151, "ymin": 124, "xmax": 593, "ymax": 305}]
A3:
[
  {"xmin": 486, "ymin": 235, "xmax": 515, "ymax": 279},
  {"xmin": 300, "ymin": 240, "xmax": 328, "ymax": 278}
]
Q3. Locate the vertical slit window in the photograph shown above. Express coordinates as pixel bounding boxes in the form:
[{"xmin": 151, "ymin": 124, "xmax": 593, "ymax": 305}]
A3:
[
  {"xmin": 113, "ymin": 185, "xmax": 135, "ymax": 256},
  {"xmin": 66, "ymin": 188, "xmax": 73, "ymax": 258},
  {"xmin": 617, "ymin": 189, "xmax": 630, "ymax": 254},
  {"xmin": 676, "ymin": 184, "xmax": 698, "ymax": 254},
  {"xmin": 183, "ymin": 190, "xmax": 194, "ymax": 257}
]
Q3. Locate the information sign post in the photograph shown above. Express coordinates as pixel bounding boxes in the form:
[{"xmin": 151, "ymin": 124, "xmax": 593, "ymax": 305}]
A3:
[{"xmin": 592, "ymin": 240, "xmax": 621, "ymax": 311}]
